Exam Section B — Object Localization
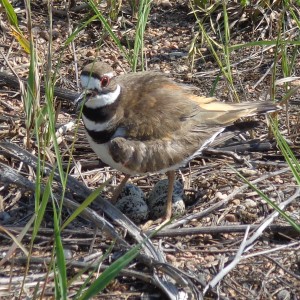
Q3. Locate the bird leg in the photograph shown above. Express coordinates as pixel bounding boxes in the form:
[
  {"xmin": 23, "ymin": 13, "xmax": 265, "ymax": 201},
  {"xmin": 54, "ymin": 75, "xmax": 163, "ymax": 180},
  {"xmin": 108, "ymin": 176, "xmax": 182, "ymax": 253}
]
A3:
[
  {"xmin": 140, "ymin": 171, "xmax": 176, "ymax": 230},
  {"xmin": 164, "ymin": 170, "xmax": 175, "ymax": 222},
  {"xmin": 110, "ymin": 174, "xmax": 130, "ymax": 204}
]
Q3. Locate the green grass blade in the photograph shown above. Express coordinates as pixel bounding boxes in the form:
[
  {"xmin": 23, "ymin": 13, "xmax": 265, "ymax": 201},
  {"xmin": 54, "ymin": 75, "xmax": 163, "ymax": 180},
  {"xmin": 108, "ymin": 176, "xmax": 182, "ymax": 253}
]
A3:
[
  {"xmin": 53, "ymin": 200, "xmax": 67, "ymax": 300},
  {"xmin": 0, "ymin": 0, "xmax": 18, "ymax": 27},
  {"xmin": 79, "ymin": 244, "xmax": 141, "ymax": 300},
  {"xmin": 72, "ymin": 241, "xmax": 116, "ymax": 300},
  {"xmin": 271, "ymin": 119, "xmax": 300, "ymax": 183},
  {"xmin": 32, "ymin": 171, "xmax": 54, "ymax": 240},
  {"xmin": 0, "ymin": 0, "xmax": 30, "ymax": 53},
  {"xmin": 190, "ymin": 0, "xmax": 239, "ymax": 101},
  {"xmin": 61, "ymin": 178, "xmax": 110, "ymax": 231},
  {"xmin": 132, "ymin": 0, "xmax": 152, "ymax": 71}
]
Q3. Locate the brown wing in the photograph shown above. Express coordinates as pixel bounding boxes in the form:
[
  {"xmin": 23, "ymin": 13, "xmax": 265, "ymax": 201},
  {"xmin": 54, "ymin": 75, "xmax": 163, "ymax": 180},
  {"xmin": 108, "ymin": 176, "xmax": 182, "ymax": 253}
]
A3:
[
  {"xmin": 115, "ymin": 72, "xmax": 276, "ymax": 140},
  {"xmin": 113, "ymin": 72, "xmax": 200, "ymax": 139}
]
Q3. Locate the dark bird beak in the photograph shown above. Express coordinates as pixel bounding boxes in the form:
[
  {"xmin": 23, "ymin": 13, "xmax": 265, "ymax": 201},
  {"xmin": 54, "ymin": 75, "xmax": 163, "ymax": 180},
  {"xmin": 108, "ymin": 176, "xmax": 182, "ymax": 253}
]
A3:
[{"xmin": 73, "ymin": 91, "xmax": 86, "ymax": 113}]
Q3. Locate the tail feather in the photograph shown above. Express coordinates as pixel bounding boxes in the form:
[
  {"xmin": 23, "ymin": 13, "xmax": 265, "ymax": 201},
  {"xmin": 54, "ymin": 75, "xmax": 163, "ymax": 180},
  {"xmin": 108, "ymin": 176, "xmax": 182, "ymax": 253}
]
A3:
[
  {"xmin": 247, "ymin": 101, "xmax": 281, "ymax": 115},
  {"xmin": 192, "ymin": 97, "xmax": 281, "ymax": 126},
  {"xmin": 209, "ymin": 121, "xmax": 261, "ymax": 148},
  {"xmin": 224, "ymin": 120, "xmax": 261, "ymax": 132}
]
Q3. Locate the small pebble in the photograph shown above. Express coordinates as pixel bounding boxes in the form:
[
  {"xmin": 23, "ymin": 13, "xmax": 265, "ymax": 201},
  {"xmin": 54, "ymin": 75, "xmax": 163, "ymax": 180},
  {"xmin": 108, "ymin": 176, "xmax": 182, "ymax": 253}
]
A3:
[
  {"xmin": 231, "ymin": 199, "xmax": 241, "ymax": 205},
  {"xmin": 225, "ymin": 214, "xmax": 237, "ymax": 222},
  {"xmin": 205, "ymin": 255, "xmax": 215, "ymax": 263},
  {"xmin": 239, "ymin": 168, "xmax": 258, "ymax": 176},
  {"xmin": 245, "ymin": 199, "xmax": 257, "ymax": 208},
  {"xmin": 215, "ymin": 191, "xmax": 227, "ymax": 200},
  {"xmin": 39, "ymin": 31, "xmax": 49, "ymax": 41},
  {"xmin": 63, "ymin": 249, "xmax": 73, "ymax": 260},
  {"xmin": 163, "ymin": 40, "xmax": 171, "ymax": 47},
  {"xmin": 275, "ymin": 176, "xmax": 284, "ymax": 184},
  {"xmin": 160, "ymin": 0, "xmax": 172, "ymax": 9}
]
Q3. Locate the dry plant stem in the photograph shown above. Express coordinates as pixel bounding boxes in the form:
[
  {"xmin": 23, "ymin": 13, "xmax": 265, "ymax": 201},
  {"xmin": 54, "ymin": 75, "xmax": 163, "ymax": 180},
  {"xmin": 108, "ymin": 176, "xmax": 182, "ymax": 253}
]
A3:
[
  {"xmin": 0, "ymin": 50, "xmax": 19, "ymax": 79},
  {"xmin": 0, "ymin": 214, "xmax": 35, "ymax": 267},
  {"xmin": 150, "ymin": 224, "xmax": 299, "ymax": 238},
  {"xmin": 253, "ymin": 59, "xmax": 275, "ymax": 89},
  {"xmin": 243, "ymin": 188, "xmax": 300, "ymax": 251},
  {"xmin": 51, "ymin": 2, "xmax": 90, "ymax": 16},
  {"xmin": 164, "ymin": 166, "xmax": 291, "ymax": 230},
  {"xmin": 194, "ymin": 44, "xmax": 278, "ymax": 78},
  {"xmin": 203, "ymin": 187, "xmax": 300, "ymax": 294},
  {"xmin": 0, "ymin": 272, "xmax": 55, "ymax": 285},
  {"xmin": 13, "ymin": 256, "xmax": 207, "ymax": 292},
  {"xmin": 6, "ymin": 224, "xmax": 299, "ymax": 239},
  {"xmin": 244, "ymin": 240, "xmax": 300, "ymax": 259},
  {"xmin": 216, "ymin": 140, "xmax": 277, "ymax": 154}
]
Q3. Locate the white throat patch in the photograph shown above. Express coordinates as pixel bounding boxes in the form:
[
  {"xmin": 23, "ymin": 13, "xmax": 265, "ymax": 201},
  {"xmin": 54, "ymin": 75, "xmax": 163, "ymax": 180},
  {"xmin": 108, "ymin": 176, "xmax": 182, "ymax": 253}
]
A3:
[{"xmin": 84, "ymin": 84, "xmax": 121, "ymax": 109}]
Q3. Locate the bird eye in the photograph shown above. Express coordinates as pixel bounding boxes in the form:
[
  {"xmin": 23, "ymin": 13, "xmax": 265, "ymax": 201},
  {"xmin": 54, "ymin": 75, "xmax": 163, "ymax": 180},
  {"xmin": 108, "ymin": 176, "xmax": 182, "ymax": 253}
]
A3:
[{"xmin": 101, "ymin": 76, "xmax": 110, "ymax": 87}]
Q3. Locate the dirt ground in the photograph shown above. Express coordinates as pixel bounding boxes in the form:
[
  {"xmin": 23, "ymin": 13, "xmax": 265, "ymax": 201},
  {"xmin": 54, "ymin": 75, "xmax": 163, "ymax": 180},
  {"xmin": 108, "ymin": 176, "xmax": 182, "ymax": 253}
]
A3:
[{"xmin": 0, "ymin": 1, "xmax": 300, "ymax": 299}]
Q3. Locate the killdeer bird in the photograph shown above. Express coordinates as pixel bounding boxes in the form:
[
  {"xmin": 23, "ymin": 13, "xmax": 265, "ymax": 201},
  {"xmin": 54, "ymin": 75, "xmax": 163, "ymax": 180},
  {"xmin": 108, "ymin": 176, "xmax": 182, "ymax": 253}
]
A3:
[{"xmin": 79, "ymin": 61, "xmax": 278, "ymax": 222}]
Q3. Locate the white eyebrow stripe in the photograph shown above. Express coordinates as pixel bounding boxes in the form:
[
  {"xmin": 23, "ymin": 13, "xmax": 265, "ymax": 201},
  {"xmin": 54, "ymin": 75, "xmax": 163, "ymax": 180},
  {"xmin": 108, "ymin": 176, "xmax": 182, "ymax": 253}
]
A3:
[
  {"xmin": 80, "ymin": 71, "xmax": 114, "ymax": 90},
  {"xmin": 80, "ymin": 75, "xmax": 101, "ymax": 90},
  {"xmin": 104, "ymin": 71, "xmax": 114, "ymax": 78},
  {"xmin": 80, "ymin": 72, "xmax": 114, "ymax": 90}
]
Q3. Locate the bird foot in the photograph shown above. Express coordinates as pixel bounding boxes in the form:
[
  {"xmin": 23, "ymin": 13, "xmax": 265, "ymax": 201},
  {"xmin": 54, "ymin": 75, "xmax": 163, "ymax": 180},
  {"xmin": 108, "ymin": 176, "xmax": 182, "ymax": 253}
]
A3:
[{"xmin": 140, "ymin": 214, "xmax": 171, "ymax": 231}]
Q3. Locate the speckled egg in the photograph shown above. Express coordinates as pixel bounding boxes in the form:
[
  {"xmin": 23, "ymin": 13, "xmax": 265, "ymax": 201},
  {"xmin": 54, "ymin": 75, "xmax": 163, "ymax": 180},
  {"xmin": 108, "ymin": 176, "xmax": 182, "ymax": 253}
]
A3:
[
  {"xmin": 147, "ymin": 179, "xmax": 185, "ymax": 219},
  {"xmin": 117, "ymin": 183, "xmax": 145, "ymax": 200},
  {"xmin": 115, "ymin": 184, "xmax": 149, "ymax": 223}
]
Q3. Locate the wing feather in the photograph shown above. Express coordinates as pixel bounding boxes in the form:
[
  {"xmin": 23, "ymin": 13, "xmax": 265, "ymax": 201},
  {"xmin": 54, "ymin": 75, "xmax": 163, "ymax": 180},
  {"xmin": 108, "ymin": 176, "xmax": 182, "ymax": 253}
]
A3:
[{"xmin": 115, "ymin": 72, "xmax": 277, "ymax": 141}]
